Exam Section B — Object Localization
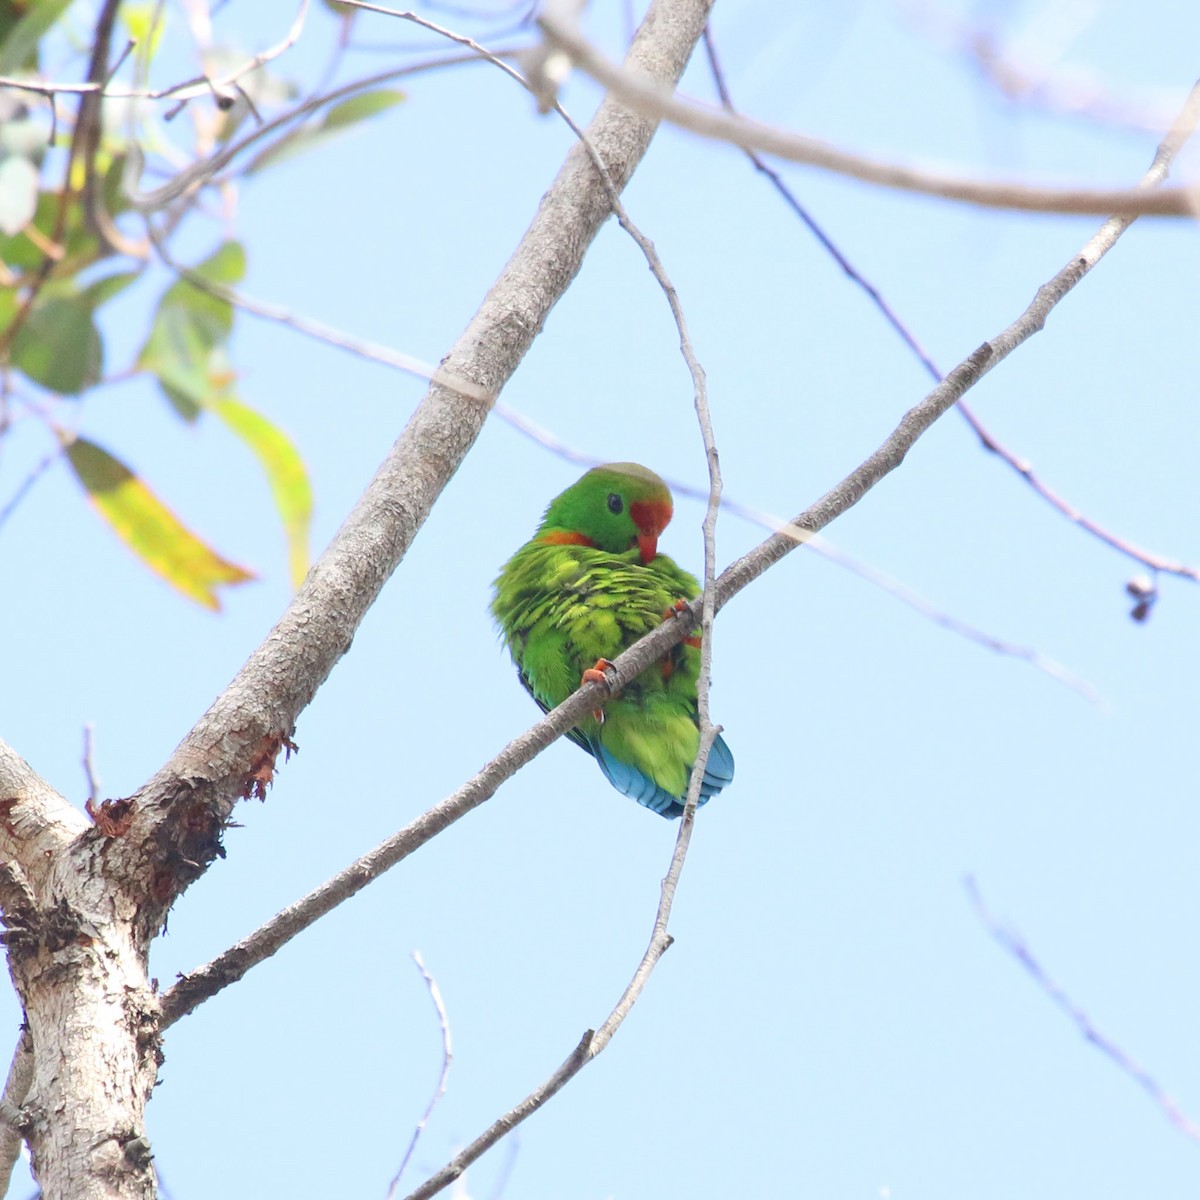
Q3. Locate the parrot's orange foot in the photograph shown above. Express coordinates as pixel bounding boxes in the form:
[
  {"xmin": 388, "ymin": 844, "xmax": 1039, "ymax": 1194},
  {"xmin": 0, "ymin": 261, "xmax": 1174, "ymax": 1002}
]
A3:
[
  {"xmin": 663, "ymin": 600, "xmax": 702, "ymax": 649},
  {"xmin": 582, "ymin": 658, "xmax": 615, "ymax": 721},
  {"xmin": 581, "ymin": 658, "xmax": 615, "ymax": 686}
]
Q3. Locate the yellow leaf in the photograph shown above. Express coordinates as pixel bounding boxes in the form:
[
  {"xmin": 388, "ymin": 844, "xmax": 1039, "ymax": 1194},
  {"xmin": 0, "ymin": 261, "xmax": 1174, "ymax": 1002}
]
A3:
[
  {"xmin": 65, "ymin": 437, "xmax": 255, "ymax": 610},
  {"xmin": 213, "ymin": 398, "xmax": 312, "ymax": 589}
]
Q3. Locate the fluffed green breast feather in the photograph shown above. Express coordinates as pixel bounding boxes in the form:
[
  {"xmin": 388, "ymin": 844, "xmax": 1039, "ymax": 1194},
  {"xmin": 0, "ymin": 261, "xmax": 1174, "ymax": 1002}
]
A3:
[{"xmin": 491, "ymin": 541, "xmax": 703, "ymax": 715}]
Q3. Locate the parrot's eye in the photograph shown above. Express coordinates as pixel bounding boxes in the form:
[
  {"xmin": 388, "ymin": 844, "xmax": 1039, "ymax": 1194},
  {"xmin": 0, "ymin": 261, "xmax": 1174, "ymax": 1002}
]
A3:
[{"xmin": 607, "ymin": 493, "xmax": 623, "ymax": 515}]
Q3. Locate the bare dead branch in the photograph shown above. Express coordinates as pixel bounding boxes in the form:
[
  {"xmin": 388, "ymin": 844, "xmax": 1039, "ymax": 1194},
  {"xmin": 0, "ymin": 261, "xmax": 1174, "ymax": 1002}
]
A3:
[
  {"xmin": 699, "ymin": 28, "xmax": 1199, "ymax": 605},
  {"xmin": 124, "ymin": 0, "xmax": 719, "ymax": 925},
  {"xmin": 386, "ymin": 952, "xmax": 453, "ymax": 1198},
  {"xmin": 904, "ymin": 0, "xmax": 1183, "ymax": 134},
  {"xmin": 714, "ymin": 74, "xmax": 1200, "ymax": 610},
  {"xmin": 538, "ymin": 6, "xmax": 1200, "ymax": 217},
  {"xmin": 956, "ymin": 401, "xmax": 1200, "ymax": 584},
  {"xmin": 154, "ymin": 75, "xmax": 1183, "ymax": 1027},
  {"xmin": 127, "ymin": 52, "xmax": 514, "ymax": 212},
  {"xmin": 801, "ymin": 536, "xmax": 1101, "ymax": 703},
  {"xmin": 403, "ymin": 746, "xmax": 710, "ymax": 1200},
  {"xmin": 166, "ymin": 74, "xmax": 1200, "ymax": 1181},
  {"xmin": 156, "ymin": 649, "xmax": 675, "ymax": 1027},
  {"xmin": 966, "ymin": 876, "xmax": 1200, "ymax": 1142},
  {"xmin": 544, "ymin": 76, "xmax": 724, "ymax": 811},
  {"xmin": 145, "ymin": 229, "xmax": 491, "ymax": 403},
  {"xmin": 403, "ymin": 1031, "xmax": 594, "ymax": 1200},
  {"xmin": 142, "ymin": 14, "xmax": 1099, "ymax": 696},
  {"xmin": 160, "ymin": 0, "xmax": 1200, "ymax": 1086},
  {"xmin": 154, "ymin": 187, "xmax": 1100, "ymax": 698},
  {"xmin": 0, "ymin": 447, "xmax": 62, "ymax": 534},
  {"xmin": 0, "ymin": 0, "xmax": 309, "ymax": 106}
]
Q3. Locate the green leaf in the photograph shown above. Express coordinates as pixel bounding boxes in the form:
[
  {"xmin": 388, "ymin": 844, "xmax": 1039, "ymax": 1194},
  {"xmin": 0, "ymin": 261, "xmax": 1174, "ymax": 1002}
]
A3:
[
  {"xmin": 0, "ymin": 0, "xmax": 74, "ymax": 75},
  {"xmin": 0, "ymin": 189, "xmax": 99, "ymax": 274},
  {"xmin": 81, "ymin": 269, "xmax": 140, "ymax": 310},
  {"xmin": 138, "ymin": 302, "xmax": 219, "ymax": 409},
  {"xmin": 214, "ymin": 398, "xmax": 312, "ymax": 589},
  {"xmin": 137, "ymin": 241, "xmax": 244, "ymax": 414},
  {"xmin": 192, "ymin": 240, "xmax": 246, "ymax": 287},
  {"xmin": 246, "ymin": 88, "xmax": 404, "ymax": 175},
  {"xmin": 64, "ymin": 437, "xmax": 255, "ymax": 610},
  {"xmin": 158, "ymin": 381, "xmax": 203, "ymax": 423},
  {"xmin": 11, "ymin": 293, "xmax": 102, "ymax": 394},
  {"xmin": 245, "ymin": 127, "xmax": 328, "ymax": 175},
  {"xmin": 0, "ymin": 155, "xmax": 38, "ymax": 236},
  {"xmin": 322, "ymin": 89, "xmax": 405, "ymax": 130}
]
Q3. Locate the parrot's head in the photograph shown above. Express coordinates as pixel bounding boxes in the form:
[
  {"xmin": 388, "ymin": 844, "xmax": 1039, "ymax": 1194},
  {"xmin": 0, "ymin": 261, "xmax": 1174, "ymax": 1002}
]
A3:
[{"xmin": 538, "ymin": 462, "xmax": 673, "ymax": 564}]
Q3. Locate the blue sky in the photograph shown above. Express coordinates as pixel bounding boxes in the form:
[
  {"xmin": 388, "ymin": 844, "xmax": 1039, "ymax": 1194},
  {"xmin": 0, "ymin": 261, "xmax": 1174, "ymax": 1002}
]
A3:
[{"xmin": 3, "ymin": 1, "xmax": 1200, "ymax": 1197}]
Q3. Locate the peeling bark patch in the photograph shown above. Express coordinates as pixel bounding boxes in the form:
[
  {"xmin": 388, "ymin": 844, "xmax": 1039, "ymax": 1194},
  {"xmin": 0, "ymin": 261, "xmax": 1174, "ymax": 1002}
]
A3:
[
  {"xmin": 150, "ymin": 871, "xmax": 174, "ymax": 906},
  {"xmin": 240, "ymin": 731, "xmax": 298, "ymax": 801},
  {"xmin": 182, "ymin": 802, "xmax": 217, "ymax": 839},
  {"xmin": 0, "ymin": 797, "xmax": 19, "ymax": 836},
  {"xmin": 140, "ymin": 801, "xmax": 229, "ymax": 923},
  {"xmin": 45, "ymin": 900, "xmax": 92, "ymax": 953},
  {"xmin": 85, "ymin": 796, "xmax": 137, "ymax": 837},
  {"xmin": 121, "ymin": 1134, "xmax": 153, "ymax": 1169}
]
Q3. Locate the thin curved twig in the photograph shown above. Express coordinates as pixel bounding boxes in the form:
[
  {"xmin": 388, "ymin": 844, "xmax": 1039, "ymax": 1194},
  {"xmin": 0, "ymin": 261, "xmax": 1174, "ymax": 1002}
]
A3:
[
  {"xmin": 966, "ymin": 876, "xmax": 1200, "ymax": 1142},
  {"xmin": 699, "ymin": 30, "xmax": 1200, "ymax": 590},
  {"xmin": 156, "ymin": 142, "xmax": 1138, "ymax": 1056},
  {"xmin": 160, "ymin": 28, "xmax": 1200, "ymax": 1195},
  {"xmin": 904, "ymin": 0, "xmax": 1183, "ymax": 134},
  {"xmin": 537, "ymin": 5, "xmax": 1200, "ymax": 218},
  {"xmin": 132, "ymin": 0, "xmax": 717, "ymax": 921},
  {"xmin": 126, "ymin": 50, "xmax": 521, "ymax": 212},
  {"xmin": 386, "ymin": 952, "xmax": 453, "ymax": 1198},
  {"xmin": 0, "ymin": 447, "xmax": 62, "ymax": 534},
  {"xmin": 141, "ymin": 13, "xmax": 1100, "ymax": 695},
  {"xmin": 153, "ymin": 113, "xmax": 1167, "ymax": 1065}
]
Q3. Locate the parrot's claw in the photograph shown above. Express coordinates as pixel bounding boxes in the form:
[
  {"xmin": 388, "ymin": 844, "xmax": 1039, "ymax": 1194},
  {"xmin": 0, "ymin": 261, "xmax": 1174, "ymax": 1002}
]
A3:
[
  {"xmin": 663, "ymin": 599, "xmax": 702, "ymax": 649},
  {"xmin": 581, "ymin": 658, "xmax": 616, "ymax": 721}
]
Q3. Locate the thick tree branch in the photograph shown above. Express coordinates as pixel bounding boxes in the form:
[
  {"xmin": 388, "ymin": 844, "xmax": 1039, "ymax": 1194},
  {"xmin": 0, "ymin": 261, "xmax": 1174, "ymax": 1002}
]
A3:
[
  {"xmin": 393, "ymin": 121, "xmax": 1200, "ymax": 1186},
  {"xmin": 0, "ymin": 1029, "xmax": 32, "ymax": 1194},
  {"xmin": 538, "ymin": 7, "xmax": 1200, "ymax": 218},
  {"xmin": 147, "ymin": 288, "xmax": 972, "ymax": 1029},
  {"xmin": 157, "ymin": 658, "xmax": 663, "ymax": 1026},
  {"xmin": 158, "ymin": 103, "xmax": 1187, "ymax": 1022},
  {"xmin": 0, "ymin": 738, "xmax": 88, "ymax": 890},
  {"xmin": 115, "ymin": 0, "xmax": 718, "ymax": 927}
]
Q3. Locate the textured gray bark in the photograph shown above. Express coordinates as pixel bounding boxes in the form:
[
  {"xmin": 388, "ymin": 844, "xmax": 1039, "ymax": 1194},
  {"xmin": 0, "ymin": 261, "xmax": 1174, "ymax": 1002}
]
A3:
[{"xmin": 0, "ymin": 2, "xmax": 715, "ymax": 1195}]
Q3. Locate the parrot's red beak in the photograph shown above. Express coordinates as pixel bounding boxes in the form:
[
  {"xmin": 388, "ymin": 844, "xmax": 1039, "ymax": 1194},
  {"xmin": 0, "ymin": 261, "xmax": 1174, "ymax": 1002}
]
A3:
[{"xmin": 630, "ymin": 496, "xmax": 672, "ymax": 564}]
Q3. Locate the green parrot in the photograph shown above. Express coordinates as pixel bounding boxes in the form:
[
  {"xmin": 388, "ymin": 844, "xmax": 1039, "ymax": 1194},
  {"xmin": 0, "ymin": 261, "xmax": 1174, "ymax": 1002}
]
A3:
[{"xmin": 491, "ymin": 462, "xmax": 734, "ymax": 818}]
